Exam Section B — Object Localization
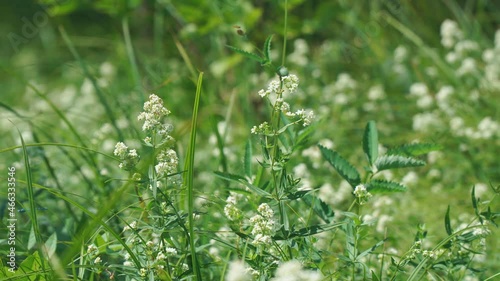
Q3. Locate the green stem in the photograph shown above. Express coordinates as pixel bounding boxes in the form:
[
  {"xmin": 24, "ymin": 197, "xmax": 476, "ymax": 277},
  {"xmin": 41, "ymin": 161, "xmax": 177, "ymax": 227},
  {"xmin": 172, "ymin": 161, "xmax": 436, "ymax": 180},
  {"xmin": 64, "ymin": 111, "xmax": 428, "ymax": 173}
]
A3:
[{"xmin": 281, "ymin": 0, "xmax": 288, "ymax": 66}]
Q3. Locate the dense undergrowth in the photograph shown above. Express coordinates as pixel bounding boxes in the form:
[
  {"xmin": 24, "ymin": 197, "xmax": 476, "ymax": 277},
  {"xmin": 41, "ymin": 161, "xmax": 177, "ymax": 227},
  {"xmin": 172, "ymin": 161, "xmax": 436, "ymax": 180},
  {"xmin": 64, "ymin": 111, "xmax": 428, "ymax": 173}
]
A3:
[{"xmin": 0, "ymin": 0, "xmax": 499, "ymax": 280}]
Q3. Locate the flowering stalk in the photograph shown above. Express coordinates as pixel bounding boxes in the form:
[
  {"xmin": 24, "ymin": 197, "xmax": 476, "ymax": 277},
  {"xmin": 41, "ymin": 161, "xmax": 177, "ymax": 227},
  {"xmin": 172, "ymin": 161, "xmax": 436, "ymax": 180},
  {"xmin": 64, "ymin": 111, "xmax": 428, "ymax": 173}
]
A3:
[{"xmin": 251, "ymin": 71, "xmax": 315, "ymax": 260}]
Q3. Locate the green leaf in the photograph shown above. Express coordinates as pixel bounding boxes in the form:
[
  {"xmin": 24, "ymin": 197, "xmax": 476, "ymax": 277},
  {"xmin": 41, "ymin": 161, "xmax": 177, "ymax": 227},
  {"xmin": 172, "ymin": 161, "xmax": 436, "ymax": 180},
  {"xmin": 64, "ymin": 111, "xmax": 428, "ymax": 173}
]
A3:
[
  {"xmin": 273, "ymin": 222, "xmax": 345, "ymax": 240},
  {"xmin": 214, "ymin": 171, "xmax": 272, "ymax": 197},
  {"xmin": 363, "ymin": 120, "xmax": 378, "ymax": 166},
  {"xmin": 374, "ymin": 155, "xmax": 425, "ymax": 171},
  {"xmin": 319, "ymin": 145, "xmax": 361, "ymax": 188},
  {"xmin": 263, "ymin": 34, "xmax": 274, "ymax": 63},
  {"xmin": 28, "ymin": 225, "xmax": 36, "ymax": 250},
  {"xmin": 357, "ymin": 239, "xmax": 386, "ymax": 261},
  {"xmin": 445, "ymin": 205, "xmax": 453, "ymax": 235},
  {"xmin": 471, "ymin": 186, "xmax": 482, "ymax": 223},
  {"xmin": 244, "ymin": 139, "xmax": 253, "ymax": 179},
  {"xmin": 303, "ymin": 194, "xmax": 335, "ymax": 223},
  {"xmin": 44, "ymin": 233, "xmax": 58, "ymax": 258},
  {"xmin": 366, "ymin": 179, "xmax": 407, "ymax": 193},
  {"xmin": 226, "ymin": 45, "xmax": 263, "ymax": 63},
  {"xmin": 387, "ymin": 143, "xmax": 442, "ymax": 157},
  {"xmin": 372, "ymin": 271, "xmax": 381, "ymax": 281}
]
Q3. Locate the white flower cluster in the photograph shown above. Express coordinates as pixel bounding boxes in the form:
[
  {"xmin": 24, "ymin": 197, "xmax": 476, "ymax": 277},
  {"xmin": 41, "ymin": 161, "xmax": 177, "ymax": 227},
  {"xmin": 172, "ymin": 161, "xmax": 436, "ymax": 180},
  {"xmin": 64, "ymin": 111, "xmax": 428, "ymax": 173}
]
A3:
[
  {"xmin": 137, "ymin": 94, "xmax": 171, "ymax": 132},
  {"xmin": 249, "ymin": 203, "xmax": 276, "ymax": 245},
  {"xmin": 224, "ymin": 193, "xmax": 242, "ymax": 221},
  {"xmin": 409, "ymin": 82, "xmax": 433, "ymax": 109},
  {"xmin": 353, "ymin": 184, "xmax": 373, "ymax": 205},
  {"xmin": 440, "ymin": 19, "xmax": 463, "ymax": 48},
  {"xmin": 225, "ymin": 260, "xmax": 252, "ymax": 281},
  {"xmin": 113, "ymin": 141, "xmax": 140, "ymax": 170},
  {"xmin": 270, "ymin": 260, "xmax": 322, "ymax": 281},
  {"xmin": 253, "ymin": 74, "xmax": 314, "ymax": 134},
  {"xmin": 122, "ymin": 237, "xmax": 179, "ymax": 277},
  {"xmin": 250, "ymin": 121, "xmax": 270, "ymax": 135},
  {"xmin": 155, "ymin": 148, "xmax": 178, "ymax": 178}
]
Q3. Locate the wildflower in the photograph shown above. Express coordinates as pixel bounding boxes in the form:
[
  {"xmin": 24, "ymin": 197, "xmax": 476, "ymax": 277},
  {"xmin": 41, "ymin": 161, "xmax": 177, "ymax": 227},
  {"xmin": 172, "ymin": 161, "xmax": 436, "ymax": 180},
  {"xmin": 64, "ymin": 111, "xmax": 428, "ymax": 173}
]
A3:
[
  {"xmin": 353, "ymin": 184, "xmax": 373, "ymax": 205},
  {"xmin": 225, "ymin": 260, "xmax": 251, "ymax": 281},
  {"xmin": 137, "ymin": 94, "xmax": 171, "ymax": 132},
  {"xmin": 114, "ymin": 142, "xmax": 140, "ymax": 170},
  {"xmin": 250, "ymin": 203, "xmax": 275, "ymax": 245},
  {"xmin": 113, "ymin": 142, "xmax": 127, "ymax": 157},
  {"xmin": 224, "ymin": 194, "xmax": 242, "ymax": 221},
  {"xmin": 271, "ymin": 260, "xmax": 322, "ymax": 281},
  {"xmin": 282, "ymin": 74, "xmax": 299, "ymax": 93},
  {"xmin": 257, "ymin": 203, "xmax": 274, "ymax": 219},
  {"xmin": 87, "ymin": 244, "xmax": 98, "ymax": 256},
  {"xmin": 94, "ymin": 256, "xmax": 102, "ymax": 264},
  {"xmin": 394, "ymin": 45, "xmax": 408, "ymax": 62},
  {"xmin": 251, "ymin": 122, "xmax": 271, "ymax": 135},
  {"xmin": 155, "ymin": 251, "xmax": 166, "ymax": 261},
  {"xmin": 440, "ymin": 19, "xmax": 462, "ymax": 48},
  {"xmin": 155, "ymin": 148, "xmax": 179, "ymax": 178},
  {"xmin": 165, "ymin": 247, "xmax": 177, "ymax": 255},
  {"xmin": 123, "ymin": 220, "xmax": 137, "ymax": 231},
  {"xmin": 457, "ymin": 57, "xmax": 476, "ymax": 76}
]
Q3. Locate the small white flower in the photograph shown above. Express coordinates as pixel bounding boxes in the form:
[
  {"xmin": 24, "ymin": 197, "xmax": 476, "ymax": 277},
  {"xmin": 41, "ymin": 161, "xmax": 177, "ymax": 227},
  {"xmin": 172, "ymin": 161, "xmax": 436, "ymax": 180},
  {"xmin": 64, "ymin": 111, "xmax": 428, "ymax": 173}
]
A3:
[
  {"xmin": 165, "ymin": 247, "xmax": 178, "ymax": 255},
  {"xmin": 113, "ymin": 142, "xmax": 128, "ymax": 157},
  {"xmin": 225, "ymin": 260, "xmax": 251, "ymax": 281},
  {"xmin": 257, "ymin": 203, "xmax": 274, "ymax": 219}
]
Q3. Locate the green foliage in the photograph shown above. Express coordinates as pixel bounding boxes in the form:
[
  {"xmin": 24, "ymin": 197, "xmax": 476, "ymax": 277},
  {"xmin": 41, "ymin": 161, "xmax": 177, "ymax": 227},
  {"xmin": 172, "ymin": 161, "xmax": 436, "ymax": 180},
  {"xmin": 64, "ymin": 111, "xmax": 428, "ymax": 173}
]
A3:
[
  {"xmin": 363, "ymin": 120, "xmax": 378, "ymax": 166},
  {"xmin": 1, "ymin": 0, "xmax": 499, "ymax": 280},
  {"xmin": 374, "ymin": 155, "xmax": 426, "ymax": 171},
  {"xmin": 319, "ymin": 145, "xmax": 361, "ymax": 188},
  {"xmin": 366, "ymin": 179, "xmax": 407, "ymax": 194}
]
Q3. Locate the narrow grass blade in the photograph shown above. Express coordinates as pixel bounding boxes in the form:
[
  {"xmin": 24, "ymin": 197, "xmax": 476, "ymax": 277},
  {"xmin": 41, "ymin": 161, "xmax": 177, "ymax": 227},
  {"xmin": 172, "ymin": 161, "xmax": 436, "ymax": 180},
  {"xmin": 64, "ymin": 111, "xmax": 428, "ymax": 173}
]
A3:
[
  {"xmin": 15, "ymin": 123, "xmax": 50, "ymax": 278},
  {"xmin": 183, "ymin": 72, "xmax": 204, "ymax": 281},
  {"xmin": 244, "ymin": 139, "xmax": 253, "ymax": 179}
]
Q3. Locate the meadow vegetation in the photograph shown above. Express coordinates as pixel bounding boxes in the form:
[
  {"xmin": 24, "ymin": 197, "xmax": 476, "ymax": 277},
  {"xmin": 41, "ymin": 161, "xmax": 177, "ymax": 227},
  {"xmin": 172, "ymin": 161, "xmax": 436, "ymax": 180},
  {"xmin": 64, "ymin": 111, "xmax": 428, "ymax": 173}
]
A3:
[{"xmin": 0, "ymin": 0, "xmax": 499, "ymax": 280}]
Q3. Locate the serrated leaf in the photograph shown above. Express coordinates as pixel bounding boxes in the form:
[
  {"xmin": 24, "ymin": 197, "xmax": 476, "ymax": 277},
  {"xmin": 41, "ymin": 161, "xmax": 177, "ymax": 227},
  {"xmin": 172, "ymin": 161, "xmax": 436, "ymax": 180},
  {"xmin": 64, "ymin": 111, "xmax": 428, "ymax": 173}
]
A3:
[
  {"xmin": 303, "ymin": 194, "xmax": 335, "ymax": 223},
  {"xmin": 366, "ymin": 179, "xmax": 407, "ymax": 193},
  {"xmin": 287, "ymin": 190, "xmax": 310, "ymax": 200},
  {"xmin": 445, "ymin": 205, "xmax": 453, "ymax": 235},
  {"xmin": 374, "ymin": 155, "xmax": 425, "ymax": 171},
  {"xmin": 226, "ymin": 45, "xmax": 263, "ymax": 63},
  {"xmin": 214, "ymin": 171, "xmax": 271, "ymax": 197},
  {"xmin": 363, "ymin": 120, "xmax": 378, "ymax": 166},
  {"xmin": 263, "ymin": 34, "xmax": 274, "ymax": 63},
  {"xmin": 387, "ymin": 143, "xmax": 442, "ymax": 157},
  {"xmin": 273, "ymin": 222, "xmax": 345, "ymax": 240},
  {"xmin": 319, "ymin": 145, "xmax": 361, "ymax": 188},
  {"xmin": 244, "ymin": 139, "xmax": 252, "ymax": 178}
]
